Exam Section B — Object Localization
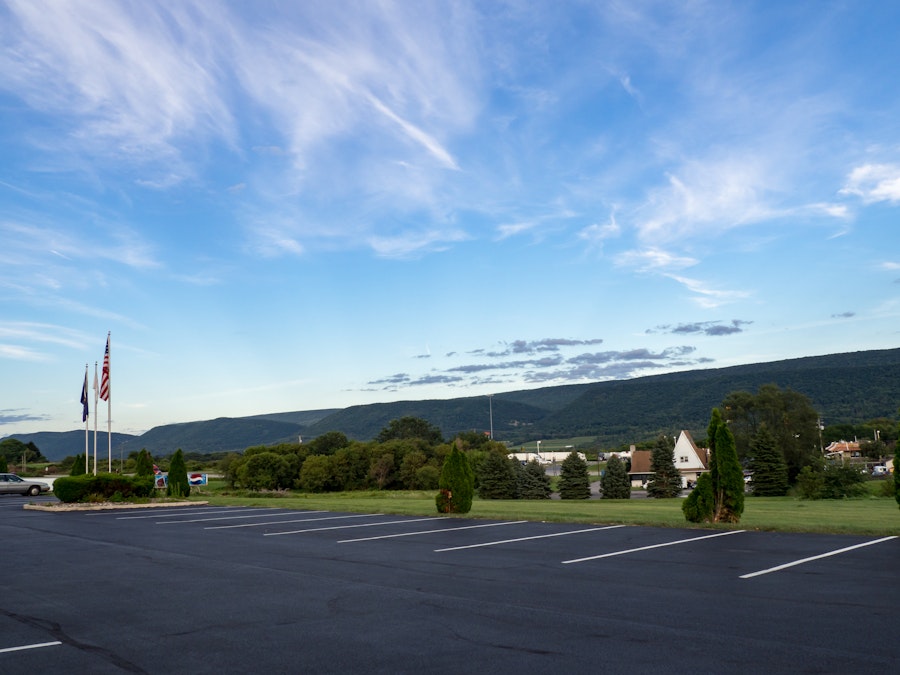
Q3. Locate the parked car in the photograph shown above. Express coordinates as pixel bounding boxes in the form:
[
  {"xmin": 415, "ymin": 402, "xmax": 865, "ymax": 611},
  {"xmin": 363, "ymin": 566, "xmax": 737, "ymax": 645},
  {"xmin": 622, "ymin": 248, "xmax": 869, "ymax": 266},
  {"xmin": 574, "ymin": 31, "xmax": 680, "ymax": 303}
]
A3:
[
  {"xmin": 0, "ymin": 473, "xmax": 52, "ymax": 496},
  {"xmin": 871, "ymin": 465, "xmax": 889, "ymax": 477}
]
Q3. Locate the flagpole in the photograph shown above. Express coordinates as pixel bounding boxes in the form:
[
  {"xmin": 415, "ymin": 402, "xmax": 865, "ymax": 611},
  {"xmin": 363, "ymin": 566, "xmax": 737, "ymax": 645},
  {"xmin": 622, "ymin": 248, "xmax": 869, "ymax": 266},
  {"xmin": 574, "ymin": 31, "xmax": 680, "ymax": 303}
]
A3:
[
  {"xmin": 103, "ymin": 332, "xmax": 112, "ymax": 473},
  {"xmin": 83, "ymin": 364, "xmax": 89, "ymax": 474},
  {"xmin": 93, "ymin": 361, "xmax": 99, "ymax": 475}
]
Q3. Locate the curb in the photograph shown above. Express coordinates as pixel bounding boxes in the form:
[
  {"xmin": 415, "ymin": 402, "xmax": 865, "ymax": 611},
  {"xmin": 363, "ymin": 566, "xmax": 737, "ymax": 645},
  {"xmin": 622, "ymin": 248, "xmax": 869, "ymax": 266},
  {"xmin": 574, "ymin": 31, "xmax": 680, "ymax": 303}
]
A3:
[{"xmin": 24, "ymin": 500, "xmax": 209, "ymax": 512}]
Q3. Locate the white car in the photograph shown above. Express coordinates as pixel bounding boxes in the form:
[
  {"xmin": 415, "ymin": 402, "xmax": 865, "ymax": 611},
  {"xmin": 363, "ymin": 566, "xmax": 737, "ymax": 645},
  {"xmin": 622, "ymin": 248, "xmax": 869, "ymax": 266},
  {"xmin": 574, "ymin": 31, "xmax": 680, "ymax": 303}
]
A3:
[
  {"xmin": 871, "ymin": 465, "xmax": 889, "ymax": 477},
  {"xmin": 0, "ymin": 473, "xmax": 52, "ymax": 496}
]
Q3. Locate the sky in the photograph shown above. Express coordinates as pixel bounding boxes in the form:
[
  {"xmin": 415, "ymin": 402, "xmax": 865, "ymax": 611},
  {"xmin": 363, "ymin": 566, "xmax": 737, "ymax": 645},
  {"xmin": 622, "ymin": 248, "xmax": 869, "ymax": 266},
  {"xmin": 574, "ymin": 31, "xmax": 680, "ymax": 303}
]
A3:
[{"xmin": 2, "ymin": 0, "xmax": 900, "ymax": 438}]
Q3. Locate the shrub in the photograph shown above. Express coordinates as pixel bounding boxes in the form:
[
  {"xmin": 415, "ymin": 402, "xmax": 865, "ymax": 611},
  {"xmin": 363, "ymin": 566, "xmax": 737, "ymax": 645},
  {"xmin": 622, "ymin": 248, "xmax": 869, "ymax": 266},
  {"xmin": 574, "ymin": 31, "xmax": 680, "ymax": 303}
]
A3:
[
  {"xmin": 682, "ymin": 473, "xmax": 715, "ymax": 523},
  {"xmin": 53, "ymin": 474, "xmax": 154, "ymax": 503}
]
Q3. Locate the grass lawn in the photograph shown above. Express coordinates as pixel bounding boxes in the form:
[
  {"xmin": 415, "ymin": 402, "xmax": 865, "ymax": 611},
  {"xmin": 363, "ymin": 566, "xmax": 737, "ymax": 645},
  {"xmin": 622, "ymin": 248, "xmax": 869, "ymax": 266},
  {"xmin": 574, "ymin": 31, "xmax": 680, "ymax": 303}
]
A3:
[{"xmin": 193, "ymin": 484, "xmax": 899, "ymax": 536}]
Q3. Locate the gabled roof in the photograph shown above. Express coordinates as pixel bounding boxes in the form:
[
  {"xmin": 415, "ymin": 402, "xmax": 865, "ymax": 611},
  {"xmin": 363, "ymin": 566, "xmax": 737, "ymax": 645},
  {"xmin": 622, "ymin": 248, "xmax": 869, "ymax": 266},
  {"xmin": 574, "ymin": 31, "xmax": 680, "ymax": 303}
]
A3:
[
  {"xmin": 628, "ymin": 450, "xmax": 652, "ymax": 475},
  {"xmin": 675, "ymin": 430, "xmax": 708, "ymax": 470}
]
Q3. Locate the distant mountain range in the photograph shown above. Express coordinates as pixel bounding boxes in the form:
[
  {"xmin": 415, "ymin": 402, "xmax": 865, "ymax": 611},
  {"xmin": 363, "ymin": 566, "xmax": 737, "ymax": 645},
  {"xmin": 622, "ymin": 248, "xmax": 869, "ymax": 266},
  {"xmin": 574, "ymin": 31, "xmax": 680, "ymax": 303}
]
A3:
[{"xmin": 8, "ymin": 347, "xmax": 900, "ymax": 461}]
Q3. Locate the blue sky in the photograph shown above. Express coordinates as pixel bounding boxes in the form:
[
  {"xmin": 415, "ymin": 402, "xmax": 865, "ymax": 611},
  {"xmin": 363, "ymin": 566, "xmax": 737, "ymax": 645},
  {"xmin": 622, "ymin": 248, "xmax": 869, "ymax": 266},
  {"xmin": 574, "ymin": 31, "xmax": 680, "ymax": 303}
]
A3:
[{"xmin": 2, "ymin": 1, "xmax": 899, "ymax": 437}]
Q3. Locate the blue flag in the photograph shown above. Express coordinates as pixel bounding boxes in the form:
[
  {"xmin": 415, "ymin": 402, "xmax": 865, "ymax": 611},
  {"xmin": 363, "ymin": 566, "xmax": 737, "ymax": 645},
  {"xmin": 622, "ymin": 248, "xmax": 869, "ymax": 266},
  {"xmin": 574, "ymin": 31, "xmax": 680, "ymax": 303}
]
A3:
[{"xmin": 80, "ymin": 370, "xmax": 89, "ymax": 422}]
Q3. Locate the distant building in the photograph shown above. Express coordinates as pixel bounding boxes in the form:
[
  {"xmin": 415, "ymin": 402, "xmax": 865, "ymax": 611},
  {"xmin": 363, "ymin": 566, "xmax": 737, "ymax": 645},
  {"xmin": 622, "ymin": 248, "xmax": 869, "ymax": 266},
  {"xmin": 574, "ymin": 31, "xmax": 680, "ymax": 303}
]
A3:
[
  {"xmin": 628, "ymin": 430, "xmax": 710, "ymax": 488},
  {"xmin": 824, "ymin": 440, "xmax": 863, "ymax": 463}
]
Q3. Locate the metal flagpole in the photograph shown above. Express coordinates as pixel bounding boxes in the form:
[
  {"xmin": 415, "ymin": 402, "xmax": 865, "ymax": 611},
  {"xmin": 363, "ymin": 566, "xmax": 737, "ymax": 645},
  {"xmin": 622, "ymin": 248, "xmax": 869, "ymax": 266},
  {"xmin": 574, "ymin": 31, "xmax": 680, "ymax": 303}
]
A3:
[
  {"xmin": 83, "ymin": 364, "xmax": 89, "ymax": 474},
  {"xmin": 105, "ymin": 333, "xmax": 112, "ymax": 473},
  {"xmin": 93, "ymin": 361, "xmax": 99, "ymax": 475}
]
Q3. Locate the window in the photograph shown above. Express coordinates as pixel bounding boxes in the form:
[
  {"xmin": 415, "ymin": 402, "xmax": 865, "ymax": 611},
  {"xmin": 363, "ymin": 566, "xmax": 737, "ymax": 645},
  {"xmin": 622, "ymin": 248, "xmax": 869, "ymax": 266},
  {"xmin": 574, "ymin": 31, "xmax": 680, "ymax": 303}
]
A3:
[{"xmin": 679, "ymin": 456, "xmax": 688, "ymax": 463}]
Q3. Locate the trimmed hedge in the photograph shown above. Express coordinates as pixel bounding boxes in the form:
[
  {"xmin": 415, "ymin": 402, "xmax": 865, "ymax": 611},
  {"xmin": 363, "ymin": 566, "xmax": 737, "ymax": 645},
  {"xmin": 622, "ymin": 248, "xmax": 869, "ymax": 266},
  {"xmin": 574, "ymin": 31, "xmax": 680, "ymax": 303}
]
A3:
[{"xmin": 53, "ymin": 473, "xmax": 155, "ymax": 503}]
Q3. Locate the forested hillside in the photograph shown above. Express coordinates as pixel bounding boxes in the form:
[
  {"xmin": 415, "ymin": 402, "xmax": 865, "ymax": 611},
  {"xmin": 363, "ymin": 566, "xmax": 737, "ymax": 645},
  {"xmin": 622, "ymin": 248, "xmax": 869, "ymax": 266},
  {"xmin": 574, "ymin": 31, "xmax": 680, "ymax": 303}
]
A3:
[{"xmin": 8, "ymin": 348, "xmax": 900, "ymax": 460}]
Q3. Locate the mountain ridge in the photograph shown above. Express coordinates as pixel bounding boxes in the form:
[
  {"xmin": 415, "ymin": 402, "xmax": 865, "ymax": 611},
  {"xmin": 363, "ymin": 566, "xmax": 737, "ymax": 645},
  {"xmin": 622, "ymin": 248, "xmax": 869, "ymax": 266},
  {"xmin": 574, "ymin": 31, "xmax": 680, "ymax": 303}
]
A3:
[{"xmin": 7, "ymin": 348, "xmax": 900, "ymax": 461}]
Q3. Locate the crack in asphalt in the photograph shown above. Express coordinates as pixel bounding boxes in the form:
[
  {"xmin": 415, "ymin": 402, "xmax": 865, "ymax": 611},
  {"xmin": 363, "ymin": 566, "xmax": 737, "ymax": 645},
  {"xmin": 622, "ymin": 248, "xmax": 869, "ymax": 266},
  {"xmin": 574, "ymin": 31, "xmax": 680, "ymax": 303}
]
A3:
[{"xmin": 0, "ymin": 608, "xmax": 148, "ymax": 674}]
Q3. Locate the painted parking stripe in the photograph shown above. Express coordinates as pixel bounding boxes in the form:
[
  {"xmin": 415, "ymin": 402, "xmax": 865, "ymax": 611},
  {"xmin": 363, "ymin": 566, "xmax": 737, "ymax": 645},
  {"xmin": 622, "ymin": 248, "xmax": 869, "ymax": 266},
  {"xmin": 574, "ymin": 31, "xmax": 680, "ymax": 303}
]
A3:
[
  {"xmin": 264, "ymin": 516, "xmax": 440, "ymax": 537},
  {"xmin": 436, "ymin": 524, "xmax": 627, "ymax": 552},
  {"xmin": 112, "ymin": 508, "xmax": 263, "ymax": 519},
  {"xmin": 156, "ymin": 510, "xmax": 326, "ymax": 525},
  {"xmin": 0, "ymin": 641, "xmax": 62, "ymax": 654},
  {"xmin": 338, "ymin": 520, "xmax": 528, "ymax": 543},
  {"xmin": 740, "ymin": 536, "xmax": 898, "ymax": 579},
  {"xmin": 207, "ymin": 513, "xmax": 381, "ymax": 530},
  {"xmin": 562, "ymin": 529, "xmax": 745, "ymax": 564}
]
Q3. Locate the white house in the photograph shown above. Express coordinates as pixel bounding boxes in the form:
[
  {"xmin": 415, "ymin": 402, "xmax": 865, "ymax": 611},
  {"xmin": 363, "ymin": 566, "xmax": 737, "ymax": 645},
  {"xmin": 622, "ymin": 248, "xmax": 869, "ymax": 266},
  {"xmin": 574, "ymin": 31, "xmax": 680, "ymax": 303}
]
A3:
[{"xmin": 628, "ymin": 430, "xmax": 709, "ymax": 488}]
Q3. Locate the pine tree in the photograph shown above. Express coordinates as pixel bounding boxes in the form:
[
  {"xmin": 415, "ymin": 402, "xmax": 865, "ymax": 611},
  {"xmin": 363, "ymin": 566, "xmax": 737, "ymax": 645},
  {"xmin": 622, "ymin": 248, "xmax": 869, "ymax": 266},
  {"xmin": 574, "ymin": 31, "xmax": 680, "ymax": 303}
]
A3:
[
  {"xmin": 435, "ymin": 444, "xmax": 474, "ymax": 513},
  {"xmin": 478, "ymin": 450, "xmax": 517, "ymax": 499},
  {"xmin": 558, "ymin": 451, "xmax": 591, "ymax": 499},
  {"xmin": 682, "ymin": 472, "xmax": 715, "ymax": 522},
  {"xmin": 517, "ymin": 459, "xmax": 552, "ymax": 499},
  {"xmin": 647, "ymin": 435, "xmax": 682, "ymax": 498},
  {"xmin": 166, "ymin": 449, "xmax": 191, "ymax": 498},
  {"xmin": 600, "ymin": 454, "xmax": 631, "ymax": 499},
  {"xmin": 748, "ymin": 426, "xmax": 788, "ymax": 496},
  {"xmin": 0, "ymin": 455, "xmax": 7, "ymax": 472}
]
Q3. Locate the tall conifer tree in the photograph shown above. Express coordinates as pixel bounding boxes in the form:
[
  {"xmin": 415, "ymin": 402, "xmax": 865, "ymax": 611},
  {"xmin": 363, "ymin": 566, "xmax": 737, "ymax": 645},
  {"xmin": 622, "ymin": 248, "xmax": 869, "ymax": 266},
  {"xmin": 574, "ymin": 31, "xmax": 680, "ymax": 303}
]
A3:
[{"xmin": 647, "ymin": 434, "xmax": 682, "ymax": 498}]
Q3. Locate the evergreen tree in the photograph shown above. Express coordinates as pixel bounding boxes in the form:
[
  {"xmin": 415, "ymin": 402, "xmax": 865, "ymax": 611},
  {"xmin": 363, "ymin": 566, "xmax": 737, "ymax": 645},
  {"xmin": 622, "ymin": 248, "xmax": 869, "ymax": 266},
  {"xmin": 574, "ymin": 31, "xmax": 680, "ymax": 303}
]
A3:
[
  {"xmin": 478, "ymin": 450, "xmax": 517, "ymax": 499},
  {"xmin": 517, "ymin": 459, "xmax": 552, "ymax": 499},
  {"xmin": 0, "ymin": 455, "xmax": 7, "ymax": 472},
  {"xmin": 600, "ymin": 455, "xmax": 631, "ymax": 499},
  {"xmin": 435, "ymin": 443, "xmax": 474, "ymax": 514},
  {"xmin": 748, "ymin": 426, "xmax": 789, "ymax": 496},
  {"xmin": 134, "ymin": 449, "xmax": 154, "ymax": 477},
  {"xmin": 895, "ymin": 445, "xmax": 900, "ymax": 510},
  {"xmin": 682, "ymin": 472, "xmax": 715, "ymax": 523},
  {"xmin": 166, "ymin": 449, "xmax": 191, "ymax": 498},
  {"xmin": 558, "ymin": 451, "xmax": 591, "ymax": 499},
  {"xmin": 713, "ymin": 421, "xmax": 745, "ymax": 523},
  {"xmin": 647, "ymin": 435, "xmax": 682, "ymax": 498},
  {"xmin": 707, "ymin": 408, "xmax": 722, "ymax": 500},
  {"xmin": 70, "ymin": 453, "xmax": 87, "ymax": 476}
]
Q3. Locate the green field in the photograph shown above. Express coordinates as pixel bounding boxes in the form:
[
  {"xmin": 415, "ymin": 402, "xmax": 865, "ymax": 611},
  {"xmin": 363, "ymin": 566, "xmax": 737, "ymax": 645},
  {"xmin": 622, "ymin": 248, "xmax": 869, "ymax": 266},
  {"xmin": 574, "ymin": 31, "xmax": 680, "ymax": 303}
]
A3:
[{"xmin": 193, "ymin": 484, "xmax": 900, "ymax": 536}]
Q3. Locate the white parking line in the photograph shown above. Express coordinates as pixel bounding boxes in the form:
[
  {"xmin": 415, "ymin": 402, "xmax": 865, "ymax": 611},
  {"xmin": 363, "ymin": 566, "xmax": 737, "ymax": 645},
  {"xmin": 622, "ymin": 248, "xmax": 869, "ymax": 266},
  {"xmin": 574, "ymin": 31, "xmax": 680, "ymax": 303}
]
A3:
[
  {"xmin": 562, "ymin": 529, "xmax": 745, "ymax": 564},
  {"xmin": 0, "ymin": 641, "xmax": 62, "ymax": 654},
  {"xmin": 207, "ymin": 513, "xmax": 381, "ymax": 530},
  {"xmin": 155, "ymin": 510, "xmax": 326, "ymax": 525},
  {"xmin": 112, "ymin": 508, "xmax": 262, "ymax": 520},
  {"xmin": 338, "ymin": 520, "xmax": 528, "ymax": 543},
  {"xmin": 436, "ymin": 524, "xmax": 627, "ymax": 552},
  {"xmin": 263, "ymin": 517, "xmax": 440, "ymax": 536},
  {"xmin": 739, "ymin": 536, "xmax": 898, "ymax": 579}
]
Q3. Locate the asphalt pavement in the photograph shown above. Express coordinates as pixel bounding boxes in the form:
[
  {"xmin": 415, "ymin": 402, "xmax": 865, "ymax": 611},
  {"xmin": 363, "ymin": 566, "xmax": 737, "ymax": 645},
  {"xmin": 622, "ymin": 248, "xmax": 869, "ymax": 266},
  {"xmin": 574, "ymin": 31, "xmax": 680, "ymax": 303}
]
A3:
[{"xmin": 2, "ymin": 495, "xmax": 897, "ymax": 674}]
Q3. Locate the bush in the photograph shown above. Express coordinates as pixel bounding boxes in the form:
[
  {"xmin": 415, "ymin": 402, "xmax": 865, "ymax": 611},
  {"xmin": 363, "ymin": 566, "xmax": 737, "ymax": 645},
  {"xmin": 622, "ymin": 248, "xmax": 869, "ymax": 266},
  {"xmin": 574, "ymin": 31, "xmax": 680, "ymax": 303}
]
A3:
[
  {"xmin": 797, "ymin": 463, "xmax": 867, "ymax": 499},
  {"xmin": 682, "ymin": 473, "xmax": 715, "ymax": 523},
  {"xmin": 53, "ymin": 474, "xmax": 155, "ymax": 503}
]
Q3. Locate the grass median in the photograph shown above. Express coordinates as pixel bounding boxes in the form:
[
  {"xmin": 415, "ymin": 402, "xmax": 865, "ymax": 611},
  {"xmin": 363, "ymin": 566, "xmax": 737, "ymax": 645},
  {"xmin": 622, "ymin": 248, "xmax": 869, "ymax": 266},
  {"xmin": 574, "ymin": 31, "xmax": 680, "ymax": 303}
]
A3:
[{"xmin": 193, "ymin": 485, "xmax": 899, "ymax": 536}]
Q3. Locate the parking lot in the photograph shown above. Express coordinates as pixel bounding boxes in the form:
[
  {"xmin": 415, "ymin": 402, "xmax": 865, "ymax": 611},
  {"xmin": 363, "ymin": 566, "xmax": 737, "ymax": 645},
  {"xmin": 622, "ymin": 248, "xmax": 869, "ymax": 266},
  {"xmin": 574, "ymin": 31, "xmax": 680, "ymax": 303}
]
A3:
[{"xmin": 2, "ymin": 496, "xmax": 898, "ymax": 674}]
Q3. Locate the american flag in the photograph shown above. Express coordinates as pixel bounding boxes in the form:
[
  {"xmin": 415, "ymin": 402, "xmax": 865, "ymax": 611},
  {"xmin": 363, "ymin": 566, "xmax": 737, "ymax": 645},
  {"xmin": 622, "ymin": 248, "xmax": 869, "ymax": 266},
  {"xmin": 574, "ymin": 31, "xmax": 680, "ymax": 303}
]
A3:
[{"xmin": 99, "ymin": 334, "xmax": 110, "ymax": 401}]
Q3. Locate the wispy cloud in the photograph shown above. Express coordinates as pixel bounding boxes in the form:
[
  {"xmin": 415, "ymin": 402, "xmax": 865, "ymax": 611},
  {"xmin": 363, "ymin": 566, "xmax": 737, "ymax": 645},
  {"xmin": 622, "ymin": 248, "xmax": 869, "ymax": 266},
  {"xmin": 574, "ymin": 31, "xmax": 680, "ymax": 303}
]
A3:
[
  {"xmin": 840, "ymin": 164, "xmax": 900, "ymax": 203},
  {"xmin": 649, "ymin": 320, "xmax": 752, "ymax": 336}
]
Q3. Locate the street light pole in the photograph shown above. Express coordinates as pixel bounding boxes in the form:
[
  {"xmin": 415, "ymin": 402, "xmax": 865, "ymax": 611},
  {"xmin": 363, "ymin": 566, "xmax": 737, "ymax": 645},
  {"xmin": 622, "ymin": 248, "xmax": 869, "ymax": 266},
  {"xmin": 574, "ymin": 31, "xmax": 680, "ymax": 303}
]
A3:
[{"xmin": 488, "ymin": 394, "xmax": 494, "ymax": 440}]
